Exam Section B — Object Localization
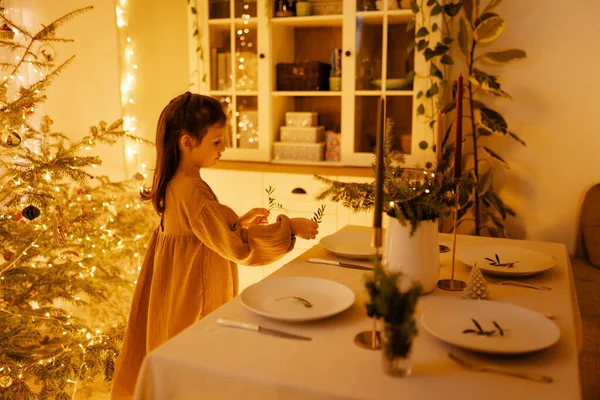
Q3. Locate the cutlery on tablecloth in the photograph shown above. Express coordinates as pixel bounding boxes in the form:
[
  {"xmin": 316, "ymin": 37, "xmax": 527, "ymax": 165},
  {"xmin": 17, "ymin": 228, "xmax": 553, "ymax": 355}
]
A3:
[
  {"xmin": 307, "ymin": 258, "xmax": 373, "ymax": 271},
  {"xmin": 486, "ymin": 279, "xmax": 552, "ymax": 291},
  {"xmin": 449, "ymin": 352, "xmax": 554, "ymax": 383},
  {"xmin": 216, "ymin": 318, "xmax": 312, "ymax": 341}
]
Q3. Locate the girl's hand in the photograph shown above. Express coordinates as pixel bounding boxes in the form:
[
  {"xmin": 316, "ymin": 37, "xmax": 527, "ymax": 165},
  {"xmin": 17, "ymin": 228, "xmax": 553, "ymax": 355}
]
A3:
[
  {"xmin": 240, "ymin": 208, "xmax": 270, "ymax": 228},
  {"xmin": 290, "ymin": 218, "xmax": 319, "ymax": 240}
]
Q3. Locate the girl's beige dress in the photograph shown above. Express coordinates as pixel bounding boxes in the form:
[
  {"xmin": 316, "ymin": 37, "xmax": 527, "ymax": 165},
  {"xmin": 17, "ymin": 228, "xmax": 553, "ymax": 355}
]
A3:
[{"xmin": 110, "ymin": 175, "xmax": 295, "ymax": 399}]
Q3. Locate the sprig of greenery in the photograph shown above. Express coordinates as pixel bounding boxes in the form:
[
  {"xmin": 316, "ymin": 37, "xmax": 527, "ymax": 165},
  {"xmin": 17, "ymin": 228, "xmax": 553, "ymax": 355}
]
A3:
[
  {"xmin": 311, "ymin": 204, "xmax": 326, "ymax": 224},
  {"xmin": 265, "ymin": 186, "xmax": 286, "ymax": 212},
  {"xmin": 462, "ymin": 318, "xmax": 505, "ymax": 336},
  {"xmin": 484, "ymin": 253, "xmax": 518, "ymax": 267}
]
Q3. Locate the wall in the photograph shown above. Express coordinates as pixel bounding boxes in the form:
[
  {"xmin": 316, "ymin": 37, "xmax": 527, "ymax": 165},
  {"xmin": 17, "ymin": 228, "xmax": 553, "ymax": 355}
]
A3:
[
  {"xmin": 23, "ymin": 0, "xmax": 125, "ymax": 180},
  {"xmin": 453, "ymin": 0, "xmax": 600, "ymax": 253}
]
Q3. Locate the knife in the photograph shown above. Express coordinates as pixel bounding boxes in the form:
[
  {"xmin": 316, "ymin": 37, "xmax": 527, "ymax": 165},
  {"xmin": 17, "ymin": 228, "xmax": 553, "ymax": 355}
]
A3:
[
  {"xmin": 307, "ymin": 258, "xmax": 373, "ymax": 271},
  {"xmin": 216, "ymin": 318, "xmax": 312, "ymax": 341}
]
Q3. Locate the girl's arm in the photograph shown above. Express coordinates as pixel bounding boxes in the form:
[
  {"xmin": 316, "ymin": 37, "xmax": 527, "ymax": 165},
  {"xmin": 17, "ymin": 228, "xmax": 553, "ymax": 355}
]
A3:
[{"xmin": 190, "ymin": 200, "xmax": 295, "ymax": 266}]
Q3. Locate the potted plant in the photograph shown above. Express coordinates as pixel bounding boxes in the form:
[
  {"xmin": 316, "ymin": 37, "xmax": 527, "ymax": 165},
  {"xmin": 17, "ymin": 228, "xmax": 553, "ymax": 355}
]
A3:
[{"xmin": 365, "ymin": 263, "xmax": 422, "ymax": 376}]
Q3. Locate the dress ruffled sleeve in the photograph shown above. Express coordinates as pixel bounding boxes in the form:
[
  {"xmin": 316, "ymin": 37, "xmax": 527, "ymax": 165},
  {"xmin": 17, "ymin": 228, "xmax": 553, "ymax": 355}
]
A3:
[{"xmin": 183, "ymin": 185, "xmax": 295, "ymax": 266}]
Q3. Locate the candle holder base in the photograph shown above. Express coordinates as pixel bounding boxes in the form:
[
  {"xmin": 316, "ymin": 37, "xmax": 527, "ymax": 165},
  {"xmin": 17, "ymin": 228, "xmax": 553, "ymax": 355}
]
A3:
[
  {"xmin": 354, "ymin": 330, "xmax": 381, "ymax": 350},
  {"xmin": 437, "ymin": 279, "xmax": 467, "ymax": 291}
]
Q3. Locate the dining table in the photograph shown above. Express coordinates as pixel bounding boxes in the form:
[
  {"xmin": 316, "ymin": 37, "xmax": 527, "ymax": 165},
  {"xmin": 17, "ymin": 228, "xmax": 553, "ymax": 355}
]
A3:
[{"xmin": 133, "ymin": 225, "xmax": 583, "ymax": 400}]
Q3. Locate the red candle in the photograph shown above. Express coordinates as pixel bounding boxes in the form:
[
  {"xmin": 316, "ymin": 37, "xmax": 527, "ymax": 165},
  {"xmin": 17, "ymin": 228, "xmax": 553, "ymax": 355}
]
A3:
[{"xmin": 455, "ymin": 74, "xmax": 463, "ymax": 179}]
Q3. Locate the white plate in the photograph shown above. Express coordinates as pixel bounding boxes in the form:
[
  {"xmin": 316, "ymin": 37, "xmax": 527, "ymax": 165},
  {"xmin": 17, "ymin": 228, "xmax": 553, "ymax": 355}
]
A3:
[
  {"xmin": 421, "ymin": 300, "xmax": 560, "ymax": 354},
  {"xmin": 319, "ymin": 231, "xmax": 380, "ymax": 260},
  {"xmin": 370, "ymin": 78, "xmax": 411, "ymax": 90},
  {"xmin": 240, "ymin": 277, "xmax": 355, "ymax": 322},
  {"xmin": 457, "ymin": 245, "xmax": 555, "ymax": 277}
]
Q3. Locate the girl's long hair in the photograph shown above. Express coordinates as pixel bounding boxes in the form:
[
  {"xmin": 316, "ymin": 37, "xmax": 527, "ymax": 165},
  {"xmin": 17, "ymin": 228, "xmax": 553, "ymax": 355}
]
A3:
[{"xmin": 141, "ymin": 92, "xmax": 226, "ymax": 216}]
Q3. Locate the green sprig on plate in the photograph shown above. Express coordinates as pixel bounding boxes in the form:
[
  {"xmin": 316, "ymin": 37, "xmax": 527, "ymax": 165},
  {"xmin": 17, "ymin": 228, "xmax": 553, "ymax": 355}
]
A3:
[{"xmin": 485, "ymin": 253, "xmax": 518, "ymax": 268}]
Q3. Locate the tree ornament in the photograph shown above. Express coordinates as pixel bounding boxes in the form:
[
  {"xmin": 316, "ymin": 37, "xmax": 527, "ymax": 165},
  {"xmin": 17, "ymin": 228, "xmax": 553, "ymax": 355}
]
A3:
[
  {"xmin": 3, "ymin": 252, "xmax": 13, "ymax": 262},
  {"xmin": 133, "ymin": 172, "xmax": 144, "ymax": 181},
  {"xmin": 12, "ymin": 210, "xmax": 22, "ymax": 221},
  {"xmin": 461, "ymin": 265, "xmax": 489, "ymax": 300},
  {"xmin": 0, "ymin": 23, "xmax": 14, "ymax": 43},
  {"xmin": 40, "ymin": 115, "xmax": 53, "ymax": 133},
  {"xmin": 1, "ymin": 129, "xmax": 22, "ymax": 148},
  {"xmin": 0, "ymin": 299, "xmax": 6, "ymax": 309},
  {"xmin": 77, "ymin": 188, "xmax": 84, "ymax": 195},
  {"xmin": 22, "ymin": 205, "xmax": 40, "ymax": 220},
  {"xmin": 53, "ymin": 205, "xmax": 67, "ymax": 245},
  {"xmin": 38, "ymin": 43, "xmax": 56, "ymax": 62},
  {"xmin": 0, "ymin": 375, "xmax": 13, "ymax": 388}
]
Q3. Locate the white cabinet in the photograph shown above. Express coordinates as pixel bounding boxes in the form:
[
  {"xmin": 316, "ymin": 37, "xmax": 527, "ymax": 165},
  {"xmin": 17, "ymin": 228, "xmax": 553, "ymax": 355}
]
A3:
[{"xmin": 191, "ymin": 0, "xmax": 432, "ymax": 168}]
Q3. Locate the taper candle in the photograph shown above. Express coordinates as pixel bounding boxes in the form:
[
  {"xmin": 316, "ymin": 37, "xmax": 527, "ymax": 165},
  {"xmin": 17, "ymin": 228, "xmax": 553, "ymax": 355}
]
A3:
[
  {"xmin": 436, "ymin": 111, "xmax": 442, "ymax": 161},
  {"xmin": 454, "ymin": 74, "xmax": 463, "ymax": 179},
  {"xmin": 374, "ymin": 96, "xmax": 385, "ymax": 231}
]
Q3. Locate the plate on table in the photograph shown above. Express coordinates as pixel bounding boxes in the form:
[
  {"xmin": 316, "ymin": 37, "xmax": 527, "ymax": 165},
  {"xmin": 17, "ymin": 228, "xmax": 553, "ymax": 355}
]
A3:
[
  {"xmin": 456, "ymin": 245, "xmax": 555, "ymax": 277},
  {"xmin": 421, "ymin": 300, "xmax": 560, "ymax": 355},
  {"xmin": 240, "ymin": 277, "xmax": 355, "ymax": 322},
  {"xmin": 319, "ymin": 231, "xmax": 380, "ymax": 260}
]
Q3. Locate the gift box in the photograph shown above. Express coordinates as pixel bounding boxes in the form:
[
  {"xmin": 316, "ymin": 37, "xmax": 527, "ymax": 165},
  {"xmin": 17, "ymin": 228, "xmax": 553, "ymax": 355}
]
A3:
[
  {"xmin": 325, "ymin": 131, "xmax": 341, "ymax": 161},
  {"xmin": 273, "ymin": 142, "xmax": 325, "ymax": 162},
  {"xmin": 280, "ymin": 126, "xmax": 325, "ymax": 143},
  {"xmin": 285, "ymin": 111, "xmax": 318, "ymax": 127}
]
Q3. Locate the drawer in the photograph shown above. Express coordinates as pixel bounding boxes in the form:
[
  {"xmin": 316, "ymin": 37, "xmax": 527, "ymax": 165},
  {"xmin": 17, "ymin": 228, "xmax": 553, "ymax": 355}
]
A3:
[{"xmin": 263, "ymin": 172, "xmax": 337, "ymax": 215}]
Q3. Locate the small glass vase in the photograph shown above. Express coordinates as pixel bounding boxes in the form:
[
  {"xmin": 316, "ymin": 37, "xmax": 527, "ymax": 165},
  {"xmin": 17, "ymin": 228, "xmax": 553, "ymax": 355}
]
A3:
[{"xmin": 381, "ymin": 323, "xmax": 413, "ymax": 377}]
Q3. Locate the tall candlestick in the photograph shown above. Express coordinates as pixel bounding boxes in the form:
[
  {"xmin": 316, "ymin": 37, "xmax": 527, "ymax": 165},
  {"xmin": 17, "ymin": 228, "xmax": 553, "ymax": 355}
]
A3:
[
  {"xmin": 373, "ymin": 96, "xmax": 385, "ymax": 247},
  {"xmin": 454, "ymin": 74, "xmax": 463, "ymax": 179}
]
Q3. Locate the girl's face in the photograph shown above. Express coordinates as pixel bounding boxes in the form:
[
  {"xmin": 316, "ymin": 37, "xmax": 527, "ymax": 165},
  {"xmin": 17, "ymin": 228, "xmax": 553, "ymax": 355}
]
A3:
[{"xmin": 190, "ymin": 124, "xmax": 226, "ymax": 168}]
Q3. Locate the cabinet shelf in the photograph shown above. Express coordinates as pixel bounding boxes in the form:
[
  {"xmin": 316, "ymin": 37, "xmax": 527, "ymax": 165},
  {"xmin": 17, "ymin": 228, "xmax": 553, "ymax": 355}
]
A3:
[
  {"xmin": 356, "ymin": 10, "xmax": 413, "ymax": 25},
  {"xmin": 272, "ymin": 91, "xmax": 342, "ymax": 97},
  {"xmin": 211, "ymin": 91, "xmax": 259, "ymax": 96},
  {"xmin": 208, "ymin": 17, "xmax": 258, "ymax": 27},
  {"xmin": 270, "ymin": 15, "xmax": 343, "ymax": 27}
]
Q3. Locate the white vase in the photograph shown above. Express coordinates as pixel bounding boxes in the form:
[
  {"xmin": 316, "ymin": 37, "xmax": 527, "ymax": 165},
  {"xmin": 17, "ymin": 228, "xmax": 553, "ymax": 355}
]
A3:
[{"xmin": 382, "ymin": 218, "xmax": 440, "ymax": 293}]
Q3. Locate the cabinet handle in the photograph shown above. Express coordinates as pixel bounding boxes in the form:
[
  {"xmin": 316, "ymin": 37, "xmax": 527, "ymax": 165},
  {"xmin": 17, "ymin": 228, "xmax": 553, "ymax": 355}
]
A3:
[
  {"xmin": 259, "ymin": 53, "xmax": 265, "ymax": 59},
  {"xmin": 291, "ymin": 188, "xmax": 307, "ymax": 195},
  {"xmin": 345, "ymin": 50, "xmax": 351, "ymax": 57}
]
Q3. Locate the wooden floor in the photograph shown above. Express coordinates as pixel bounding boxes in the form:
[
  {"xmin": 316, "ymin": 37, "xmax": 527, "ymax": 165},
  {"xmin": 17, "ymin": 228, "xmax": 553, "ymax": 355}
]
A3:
[{"xmin": 571, "ymin": 258, "xmax": 600, "ymax": 400}]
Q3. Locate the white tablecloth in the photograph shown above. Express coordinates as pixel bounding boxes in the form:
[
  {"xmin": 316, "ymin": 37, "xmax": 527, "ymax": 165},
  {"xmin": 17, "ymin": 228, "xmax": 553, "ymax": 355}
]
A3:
[{"xmin": 134, "ymin": 226, "xmax": 583, "ymax": 400}]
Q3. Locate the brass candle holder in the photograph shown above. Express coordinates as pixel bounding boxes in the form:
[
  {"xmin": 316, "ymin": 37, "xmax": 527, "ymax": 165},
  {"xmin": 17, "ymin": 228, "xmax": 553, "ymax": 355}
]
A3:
[{"xmin": 437, "ymin": 186, "xmax": 466, "ymax": 291}]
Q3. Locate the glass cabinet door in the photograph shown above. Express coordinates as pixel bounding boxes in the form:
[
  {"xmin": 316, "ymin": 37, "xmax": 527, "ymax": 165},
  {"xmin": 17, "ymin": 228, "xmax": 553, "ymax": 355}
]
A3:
[
  {"xmin": 353, "ymin": 1, "xmax": 414, "ymax": 156},
  {"xmin": 207, "ymin": 0, "xmax": 263, "ymax": 156}
]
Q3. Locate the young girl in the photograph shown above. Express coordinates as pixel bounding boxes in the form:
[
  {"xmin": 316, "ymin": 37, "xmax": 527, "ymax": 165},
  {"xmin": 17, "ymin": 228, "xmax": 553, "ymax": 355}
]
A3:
[{"xmin": 111, "ymin": 92, "xmax": 319, "ymax": 399}]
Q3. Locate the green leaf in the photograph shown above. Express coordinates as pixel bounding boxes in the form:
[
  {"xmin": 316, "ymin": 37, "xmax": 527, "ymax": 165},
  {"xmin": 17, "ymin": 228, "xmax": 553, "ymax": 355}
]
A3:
[
  {"xmin": 406, "ymin": 19, "xmax": 416, "ymax": 31},
  {"xmin": 419, "ymin": 140, "xmax": 429, "ymax": 150},
  {"xmin": 482, "ymin": 0, "xmax": 503, "ymax": 14},
  {"xmin": 426, "ymin": 82, "xmax": 439, "ymax": 97},
  {"xmin": 430, "ymin": 63, "xmax": 443, "ymax": 80},
  {"xmin": 440, "ymin": 54, "xmax": 454, "ymax": 65},
  {"xmin": 462, "ymin": 0, "xmax": 474, "ymax": 23},
  {"xmin": 417, "ymin": 104, "xmax": 425, "ymax": 115},
  {"xmin": 472, "ymin": 99, "xmax": 487, "ymax": 109},
  {"xmin": 508, "ymin": 131, "xmax": 526, "ymax": 146},
  {"xmin": 470, "ymin": 68, "xmax": 511, "ymax": 98},
  {"xmin": 417, "ymin": 90, "xmax": 424, "ymax": 99},
  {"xmin": 407, "ymin": 41, "xmax": 417, "ymax": 53},
  {"xmin": 505, "ymin": 204, "xmax": 517, "ymax": 217},
  {"xmin": 417, "ymin": 39, "xmax": 428, "ymax": 51},
  {"xmin": 431, "ymin": 4, "xmax": 442, "ymax": 15},
  {"xmin": 458, "ymin": 18, "xmax": 470, "ymax": 58},
  {"xmin": 443, "ymin": 37, "xmax": 454, "ymax": 45},
  {"xmin": 443, "ymin": 2, "xmax": 462, "ymax": 16},
  {"xmin": 482, "ymin": 146, "xmax": 509, "ymax": 166},
  {"xmin": 477, "ymin": 168, "xmax": 493, "ymax": 195},
  {"xmin": 416, "ymin": 27, "xmax": 429, "ymax": 38},
  {"xmin": 432, "ymin": 23, "xmax": 438, "ymax": 32},
  {"xmin": 424, "ymin": 48, "xmax": 435, "ymax": 61},
  {"xmin": 478, "ymin": 107, "xmax": 508, "ymax": 134},
  {"xmin": 410, "ymin": 1, "xmax": 419, "ymax": 13},
  {"xmin": 193, "ymin": 28, "xmax": 199, "ymax": 37},
  {"xmin": 481, "ymin": 49, "xmax": 527, "ymax": 64},
  {"xmin": 406, "ymin": 70, "xmax": 416, "ymax": 81},
  {"xmin": 474, "ymin": 15, "xmax": 505, "ymax": 43},
  {"xmin": 440, "ymin": 99, "xmax": 456, "ymax": 114},
  {"xmin": 427, "ymin": 0, "xmax": 436, "ymax": 6},
  {"xmin": 191, "ymin": 6, "xmax": 197, "ymax": 14},
  {"xmin": 485, "ymin": 190, "xmax": 507, "ymax": 220},
  {"xmin": 477, "ymin": 126, "xmax": 494, "ymax": 136}
]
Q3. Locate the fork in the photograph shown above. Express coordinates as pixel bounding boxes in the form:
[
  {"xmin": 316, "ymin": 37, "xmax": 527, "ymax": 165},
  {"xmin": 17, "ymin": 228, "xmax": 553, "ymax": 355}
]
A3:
[
  {"xmin": 448, "ymin": 352, "xmax": 554, "ymax": 383},
  {"xmin": 486, "ymin": 279, "xmax": 552, "ymax": 291}
]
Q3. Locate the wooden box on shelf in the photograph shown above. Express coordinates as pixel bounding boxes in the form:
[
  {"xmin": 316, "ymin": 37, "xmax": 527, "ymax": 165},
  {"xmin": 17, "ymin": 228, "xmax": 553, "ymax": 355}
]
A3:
[{"xmin": 276, "ymin": 61, "xmax": 331, "ymax": 91}]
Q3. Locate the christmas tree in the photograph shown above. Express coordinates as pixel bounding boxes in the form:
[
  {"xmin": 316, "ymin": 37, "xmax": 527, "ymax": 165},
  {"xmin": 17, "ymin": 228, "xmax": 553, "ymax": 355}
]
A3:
[{"xmin": 0, "ymin": 6, "xmax": 155, "ymax": 398}]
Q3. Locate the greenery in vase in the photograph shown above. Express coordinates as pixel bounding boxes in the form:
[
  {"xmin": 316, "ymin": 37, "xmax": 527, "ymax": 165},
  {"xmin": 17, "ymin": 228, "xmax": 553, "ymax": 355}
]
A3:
[
  {"xmin": 316, "ymin": 123, "xmax": 471, "ymax": 234},
  {"xmin": 365, "ymin": 263, "xmax": 423, "ymax": 358}
]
